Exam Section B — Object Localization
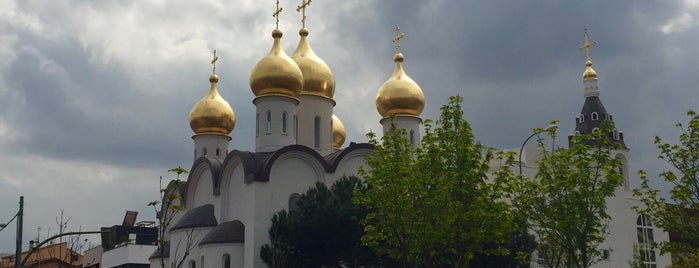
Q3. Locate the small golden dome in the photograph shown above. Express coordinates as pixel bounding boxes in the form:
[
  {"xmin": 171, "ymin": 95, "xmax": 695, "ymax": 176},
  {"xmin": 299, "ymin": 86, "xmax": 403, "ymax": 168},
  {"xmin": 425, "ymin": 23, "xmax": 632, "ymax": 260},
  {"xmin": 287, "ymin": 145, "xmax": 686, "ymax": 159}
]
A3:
[
  {"xmin": 189, "ymin": 74, "xmax": 236, "ymax": 135},
  {"xmin": 583, "ymin": 60, "xmax": 597, "ymax": 80},
  {"xmin": 376, "ymin": 53, "xmax": 425, "ymax": 118},
  {"xmin": 250, "ymin": 29, "xmax": 304, "ymax": 98},
  {"xmin": 291, "ymin": 28, "xmax": 336, "ymax": 99},
  {"xmin": 332, "ymin": 114, "xmax": 346, "ymax": 150}
]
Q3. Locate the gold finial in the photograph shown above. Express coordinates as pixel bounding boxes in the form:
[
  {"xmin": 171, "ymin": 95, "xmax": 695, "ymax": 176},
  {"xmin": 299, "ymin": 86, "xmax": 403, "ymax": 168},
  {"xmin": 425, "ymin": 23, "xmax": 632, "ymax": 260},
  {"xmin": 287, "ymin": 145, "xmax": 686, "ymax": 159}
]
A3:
[
  {"xmin": 392, "ymin": 26, "xmax": 405, "ymax": 53},
  {"xmin": 296, "ymin": 0, "xmax": 312, "ymax": 28},
  {"xmin": 578, "ymin": 29, "xmax": 596, "ymax": 62},
  {"xmin": 211, "ymin": 50, "xmax": 219, "ymax": 75},
  {"xmin": 273, "ymin": 0, "xmax": 283, "ymax": 29}
]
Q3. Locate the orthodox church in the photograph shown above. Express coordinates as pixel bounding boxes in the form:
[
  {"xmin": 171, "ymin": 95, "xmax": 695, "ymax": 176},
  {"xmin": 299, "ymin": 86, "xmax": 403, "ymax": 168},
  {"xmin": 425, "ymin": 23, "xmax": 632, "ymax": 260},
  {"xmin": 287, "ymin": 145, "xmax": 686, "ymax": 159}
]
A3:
[
  {"xmin": 148, "ymin": 1, "xmax": 423, "ymax": 268},
  {"xmin": 148, "ymin": 2, "xmax": 669, "ymax": 268}
]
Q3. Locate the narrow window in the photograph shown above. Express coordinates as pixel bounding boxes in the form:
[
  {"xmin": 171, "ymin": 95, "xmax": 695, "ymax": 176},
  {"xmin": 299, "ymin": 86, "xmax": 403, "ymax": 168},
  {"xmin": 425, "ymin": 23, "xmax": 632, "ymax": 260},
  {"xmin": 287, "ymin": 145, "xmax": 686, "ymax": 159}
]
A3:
[
  {"xmin": 579, "ymin": 114, "xmax": 585, "ymax": 123},
  {"xmin": 266, "ymin": 111, "xmax": 272, "ymax": 134},
  {"xmin": 223, "ymin": 254, "xmax": 231, "ymax": 268},
  {"xmin": 189, "ymin": 260, "xmax": 196, "ymax": 268},
  {"xmin": 591, "ymin": 112, "xmax": 599, "ymax": 121},
  {"xmin": 314, "ymin": 116, "xmax": 321, "ymax": 148},
  {"xmin": 203, "ymin": 148, "xmax": 208, "ymax": 156},
  {"xmin": 294, "ymin": 115, "xmax": 298, "ymax": 140},
  {"xmin": 256, "ymin": 113, "xmax": 259, "ymax": 137},
  {"xmin": 282, "ymin": 111, "xmax": 288, "ymax": 134},
  {"xmin": 201, "ymin": 256, "xmax": 205, "ymax": 268},
  {"xmin": 410, "ymin": 130, "xmax": 415, "ymax": 147},
  {"xmin": 289, "ymin": 194, "xmax": 300, "ymax": 212},
  {"xmin": 216, "ymin": 148, "xmax": 220, "ymax": 157},
  {"xmin": 637, "ymin": 215, "xmax": 656, "ymax": 268},
  {"xmin": 613, "ymin": 129, "xmax": 620, "ymax": 140}
]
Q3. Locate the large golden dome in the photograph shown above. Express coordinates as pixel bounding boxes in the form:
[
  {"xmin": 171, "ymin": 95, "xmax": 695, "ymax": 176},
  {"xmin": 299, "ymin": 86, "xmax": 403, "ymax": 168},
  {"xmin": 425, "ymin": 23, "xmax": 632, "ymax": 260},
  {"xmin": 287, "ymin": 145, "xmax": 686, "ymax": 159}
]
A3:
[
  {"xmin": 332, "ymin": 114, "xmax": 346, "ymax": 150},
  {"xmin": 249, "ymin": 29, "xmax": 304, "ymax": 98},
  {"xmin": 189, "ymin": 74, "xmax": 236, "ymax": 135},
  {"xmin": 583, "ymin": 60, "xmax": 597, "ymax": 80},
  {"xmin": 291, "ymin": 28, "xmax": 335, "ymax": 99},
  {"xmin": 376, "ymin": 53, "xmax": 425, "ymax": 118}
]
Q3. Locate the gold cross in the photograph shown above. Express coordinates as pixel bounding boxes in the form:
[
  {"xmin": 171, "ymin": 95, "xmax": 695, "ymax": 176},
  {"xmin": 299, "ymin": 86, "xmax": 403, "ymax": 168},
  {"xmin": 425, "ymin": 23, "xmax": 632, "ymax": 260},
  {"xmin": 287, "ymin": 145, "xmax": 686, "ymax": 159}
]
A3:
[
  {"xmin": 296, "ymin": 0, "xmax": 312, "ymax": 28},
  {"xmin": 578, "ymin": 29, "xmax": 596, "ymax": 62},
  {"xmin": 392, "ymin": 26, "xmax": 405, "ymax": 53},
  {"xmin": 211, "ymin": 50, "xmax": 219, "ymax": 75},
  {"xmin": 273, "ymin": 0, "xmax": 283, "ymax": 29}
]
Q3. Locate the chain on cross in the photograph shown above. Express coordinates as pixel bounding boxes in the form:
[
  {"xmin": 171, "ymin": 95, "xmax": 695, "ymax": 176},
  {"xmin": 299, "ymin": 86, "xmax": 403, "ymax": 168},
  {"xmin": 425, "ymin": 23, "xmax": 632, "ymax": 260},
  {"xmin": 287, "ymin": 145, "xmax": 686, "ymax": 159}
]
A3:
[
  {"xmin": 578, "ymin": 29, "xmax": 596, "ymax": 62},
  {"xmin": 392, "ymin": 26, "xmax": 405, "ymax": 53},
  {"xmin": 273, "ymin": 0, "xmax": 283, "ymax": 29},
  {"xmin": 211, "ymin": 50, "xmax": 219, "ymax": 75},
  {"xmin": 297, "ymin": 0, "xmax": 312, "ymax": 28}
]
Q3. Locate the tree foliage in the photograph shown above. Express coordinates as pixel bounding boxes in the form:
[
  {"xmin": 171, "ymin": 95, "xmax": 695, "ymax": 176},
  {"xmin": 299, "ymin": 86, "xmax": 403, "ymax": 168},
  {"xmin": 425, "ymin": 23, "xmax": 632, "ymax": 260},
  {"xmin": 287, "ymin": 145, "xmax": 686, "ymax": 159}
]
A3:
[
  {"xmin": 512, "ymin": 120, "xmax": 624, "ymax": 268},
  {"xmin": 150, "ymin": 166, "xmax": 188, "ymax": 268},
  {"xmin": 635, "ymin": 110, "xmax": 699, "ymax": 263},
  {"xmin": 355, "ymin": 96, "xmax": 522, "ymax": 267},
  {"xmin": 260, "ymin": 176, "xmax": 379, "ymax": 268}
]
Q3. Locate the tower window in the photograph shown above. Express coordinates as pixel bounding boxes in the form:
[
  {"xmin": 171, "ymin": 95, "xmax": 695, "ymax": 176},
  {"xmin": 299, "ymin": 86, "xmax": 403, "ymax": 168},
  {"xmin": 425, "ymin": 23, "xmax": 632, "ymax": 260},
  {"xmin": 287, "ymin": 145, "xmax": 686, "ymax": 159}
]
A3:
[
  {"xmin": 203, "ymin": 148, "xmax": 208, "ymax": 156},
  {"xmin": 256, "ymin": 113, "xmax": 259, "ymax": 137},
  {"xmin": 578, "ymin": 114, "xmax": 585, "ymax": 123},
  {"xmin": 410, "ymin": 130, "xmax": 415, "ymax": 147},
  {"xmin": 289, "ymin": 193, "xmax": 300, "ymax": 212},
  {"xmin": 266, "ymin": 111, "xmax": 272, "ymax": 134},
  {"xmin": 294, "ymin": 115, "xmax": 298, "ymax": 141},
  {"xmin": 223, "ymin": 254, "xmax": 231, "ymax": 268},
  {"xmin": 613, "ymin": 129, "xmax": 620, "ymax": 140},
  {"xmin": 314, "ymin": 116, "xmax": 321, "ymax": 148},
  {"xmin": 282, "ymin": 111, "xmax": 288, "ymax": 134},
  {"xmin": 591, "ymin": 112, "xmax": 599, "ymax": 121},
  {"xmin": 216, "ymin": 148, "xmax": 220, "ymax": 157}
]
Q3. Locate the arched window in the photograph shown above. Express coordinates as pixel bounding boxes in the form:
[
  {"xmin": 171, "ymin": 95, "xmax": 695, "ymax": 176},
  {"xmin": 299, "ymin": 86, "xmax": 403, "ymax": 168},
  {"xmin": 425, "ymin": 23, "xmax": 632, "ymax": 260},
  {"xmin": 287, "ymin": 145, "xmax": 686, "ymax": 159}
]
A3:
[
  {"xmin": 294, "ymin": 115, "xmax": 298, "ymax": 140},
  {"xmin": 216, "ymin": 148, "xmax": 220, "ymax": 157},
  {"xmin": 203, "ymin": 148, "xmax": 208, "ymax": 156},
  {"xmin": 579, "ymin": 114, "xmax": 585, "ymax": 123},
  {"xmin": 314, "ymin": 116, "xmax": 321, "ymax": 148},
  {"xmin": 201, "ymin": 256, "xmax": 205, "ymax": 268},
  {"xmin": 637, "ymin": 215, "xmax": 656, "ymax": 267},
  {"xmin": 592, "ymin": 127, "xmax": 599, "ymax": 133},
  {"xmin": 256, "ymin": 113, "xmax": 259, "ymax": 137},
  {"xmin": 575, "ymin": 131, "xmax": 581, "ymax": 135},
  {"xmin": 591, "ymin": 112, "xmax": 599, "ymax": 121},
  {"xmin": 289, "ymin": 194, "xmax": 300, "ymax": 212},
  {"xmin": 410, "ymin": 130, "xmax": 415, "ymax": 147},
  {"xmin": 266, "ymin": 111, "xmax": 272, "ymax": 134},
  {"xmin": 223, "ymin": 254, "xmax": 231, "ymax": 268},
  {"xmin": 189, "ymin": 260, "xmax": 196, "ymax": 268},
  {"xmin": 282, "ymin": 111, "xmax": 288, "ymax": 134},
  {"xmin": 613, "ymin": 129, "xmax": 620, "ymax": 140}
]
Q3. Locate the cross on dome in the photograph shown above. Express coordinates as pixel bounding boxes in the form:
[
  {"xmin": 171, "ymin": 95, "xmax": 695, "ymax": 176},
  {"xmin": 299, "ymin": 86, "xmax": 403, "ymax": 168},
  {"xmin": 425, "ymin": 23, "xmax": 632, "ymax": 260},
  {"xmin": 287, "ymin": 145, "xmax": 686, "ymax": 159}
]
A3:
[
  {"xmin": 392, "ymin": 26, "xmax": 405, "ymax": 53},
  {"xmin": 578, "ymin": 29, "xmax": 596, "ymax": 62},
  {"xmin": 273, "ymin": 0, "xmax": 283, "ymax": 29},
  {"xmin": 211, "ymin": 49, "xmax": 219, "ymax": 75},
  {"xmin": 297, "ymin": 0, "xmax": 312, "ymax": 28}
]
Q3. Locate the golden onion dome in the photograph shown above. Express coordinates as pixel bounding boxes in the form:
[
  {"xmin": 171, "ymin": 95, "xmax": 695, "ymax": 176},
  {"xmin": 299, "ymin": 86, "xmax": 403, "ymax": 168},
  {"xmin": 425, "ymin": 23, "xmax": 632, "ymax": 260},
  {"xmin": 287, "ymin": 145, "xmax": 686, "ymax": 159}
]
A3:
[
  {"xmin": 291, "ymin": 28, "xmax": 336, "ymax": 99},
  {"xmin": 189, "ymin": 74, "xmax": 236, "ymax": 135},
  {"xmin": 249, "ymin": 29, "xmax": 304, "ymax": 98},
  {"xmin": 376, "ymin": 53, "xmax": 425, "ymax": 118},
  {"xmin": 332, "ymin": 114, "xmax": 346, "ymax": 150},
  {"xmin": 583, "ymin": 60, "xmax": 597, "ymax": 80}
]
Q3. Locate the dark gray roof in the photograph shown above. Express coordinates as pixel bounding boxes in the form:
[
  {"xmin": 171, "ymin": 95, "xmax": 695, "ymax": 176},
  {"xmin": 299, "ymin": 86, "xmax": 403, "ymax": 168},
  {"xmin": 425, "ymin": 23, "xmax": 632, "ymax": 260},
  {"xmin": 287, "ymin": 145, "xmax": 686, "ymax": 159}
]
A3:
[
  {"xmin": 148, "ymin": 241, "xmax": 170, "ymax": 260},
  {"xmin": 570, "ymin": 96, "xmax": 626, "ymax": 148},
  {"xmin": 198, "ymin": 220, "xmax": 245, "ymax": 246},
  {"xmin": 170, "ymin": 204, "xmax": 217, "ymax": 231}
]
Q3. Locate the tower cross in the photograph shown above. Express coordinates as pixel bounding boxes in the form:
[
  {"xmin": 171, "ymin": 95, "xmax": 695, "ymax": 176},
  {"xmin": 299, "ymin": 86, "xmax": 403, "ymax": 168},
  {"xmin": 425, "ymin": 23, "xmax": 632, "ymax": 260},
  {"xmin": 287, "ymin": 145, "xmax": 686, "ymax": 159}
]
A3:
[
  {"xmin": 211, "ymin": 50, "xmax": 219, "ymax": 75},
  {"xmin": 273, "ymin": 0, "xmax": 283, "ymax": 29},
  {"xmin": 297, "ymin": 0, "xmax": 312, "ymax": 28},
  {"xmin": 392, "ymin": 26, "xmax": 405, "ymax": 53},
  {"xmin": 578, "ymin": 29, "xmax": 596, "ymax": 62}
]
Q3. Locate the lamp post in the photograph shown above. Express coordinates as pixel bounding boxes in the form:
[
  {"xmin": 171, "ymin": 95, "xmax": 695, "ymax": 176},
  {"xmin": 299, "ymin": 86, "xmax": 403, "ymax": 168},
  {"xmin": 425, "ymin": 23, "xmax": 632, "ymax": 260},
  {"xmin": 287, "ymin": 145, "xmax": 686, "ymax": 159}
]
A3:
[{"xmin": 519, "ymin": 125, "xmax": 557, "ymax": 174}]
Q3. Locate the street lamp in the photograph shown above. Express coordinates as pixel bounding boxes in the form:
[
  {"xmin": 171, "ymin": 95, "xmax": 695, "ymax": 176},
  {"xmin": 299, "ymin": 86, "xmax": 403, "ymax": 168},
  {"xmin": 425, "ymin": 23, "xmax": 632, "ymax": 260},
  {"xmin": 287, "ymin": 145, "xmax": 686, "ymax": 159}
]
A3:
[{"xmin": 519, "ymin": 125, "xmax": 557, "ymax": 174}]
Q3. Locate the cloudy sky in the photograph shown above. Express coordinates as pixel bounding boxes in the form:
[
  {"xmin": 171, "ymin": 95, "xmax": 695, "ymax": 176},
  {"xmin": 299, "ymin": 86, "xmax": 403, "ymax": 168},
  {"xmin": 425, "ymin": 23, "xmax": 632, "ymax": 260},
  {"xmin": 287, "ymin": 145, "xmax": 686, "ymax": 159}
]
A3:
[{"xmin": 1, "ymin": 0, "xmax": 698, "ymax": 253}]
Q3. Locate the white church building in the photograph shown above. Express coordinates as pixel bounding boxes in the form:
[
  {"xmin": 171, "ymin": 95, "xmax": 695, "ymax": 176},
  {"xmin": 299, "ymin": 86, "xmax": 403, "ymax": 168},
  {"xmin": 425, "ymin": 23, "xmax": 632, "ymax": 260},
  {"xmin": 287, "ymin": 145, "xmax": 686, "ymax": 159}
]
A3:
[{"xmin": 146, "ymin": 4, "xmax": 671, "ymax": 268}]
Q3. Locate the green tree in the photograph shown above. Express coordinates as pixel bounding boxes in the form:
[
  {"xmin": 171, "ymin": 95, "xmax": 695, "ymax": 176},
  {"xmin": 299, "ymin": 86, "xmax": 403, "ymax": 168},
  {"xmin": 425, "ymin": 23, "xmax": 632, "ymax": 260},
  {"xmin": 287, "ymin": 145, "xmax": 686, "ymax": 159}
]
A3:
[
  {"xmin": 149, "ymin": 166, "xmax": 187, "ymax": 268},
  {"xmin": 512, "ymin": 120, "xmax": 624, "ymax": 268},
  {"xmin": 260, "ymin": 176, "xmax": 379, "ymax": 268},
  {"xmin": 634, "ymin": 110, "xmax": 699, "ymax": 265},
  {"xmin": 355, "ymin": 96, "xmax": 521, "ymax": 267}
]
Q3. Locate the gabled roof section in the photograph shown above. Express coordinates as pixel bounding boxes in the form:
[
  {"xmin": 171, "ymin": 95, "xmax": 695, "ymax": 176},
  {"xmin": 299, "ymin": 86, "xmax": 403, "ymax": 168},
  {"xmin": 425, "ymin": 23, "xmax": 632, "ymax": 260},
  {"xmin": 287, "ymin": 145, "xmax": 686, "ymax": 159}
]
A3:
[
  {"xmin": 199, "ymin": 220, "xmax": 245, "ymax": 246},
  {"xmin": 170, "ymin": 204, "xmax": 217, "ymax": 231}
]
